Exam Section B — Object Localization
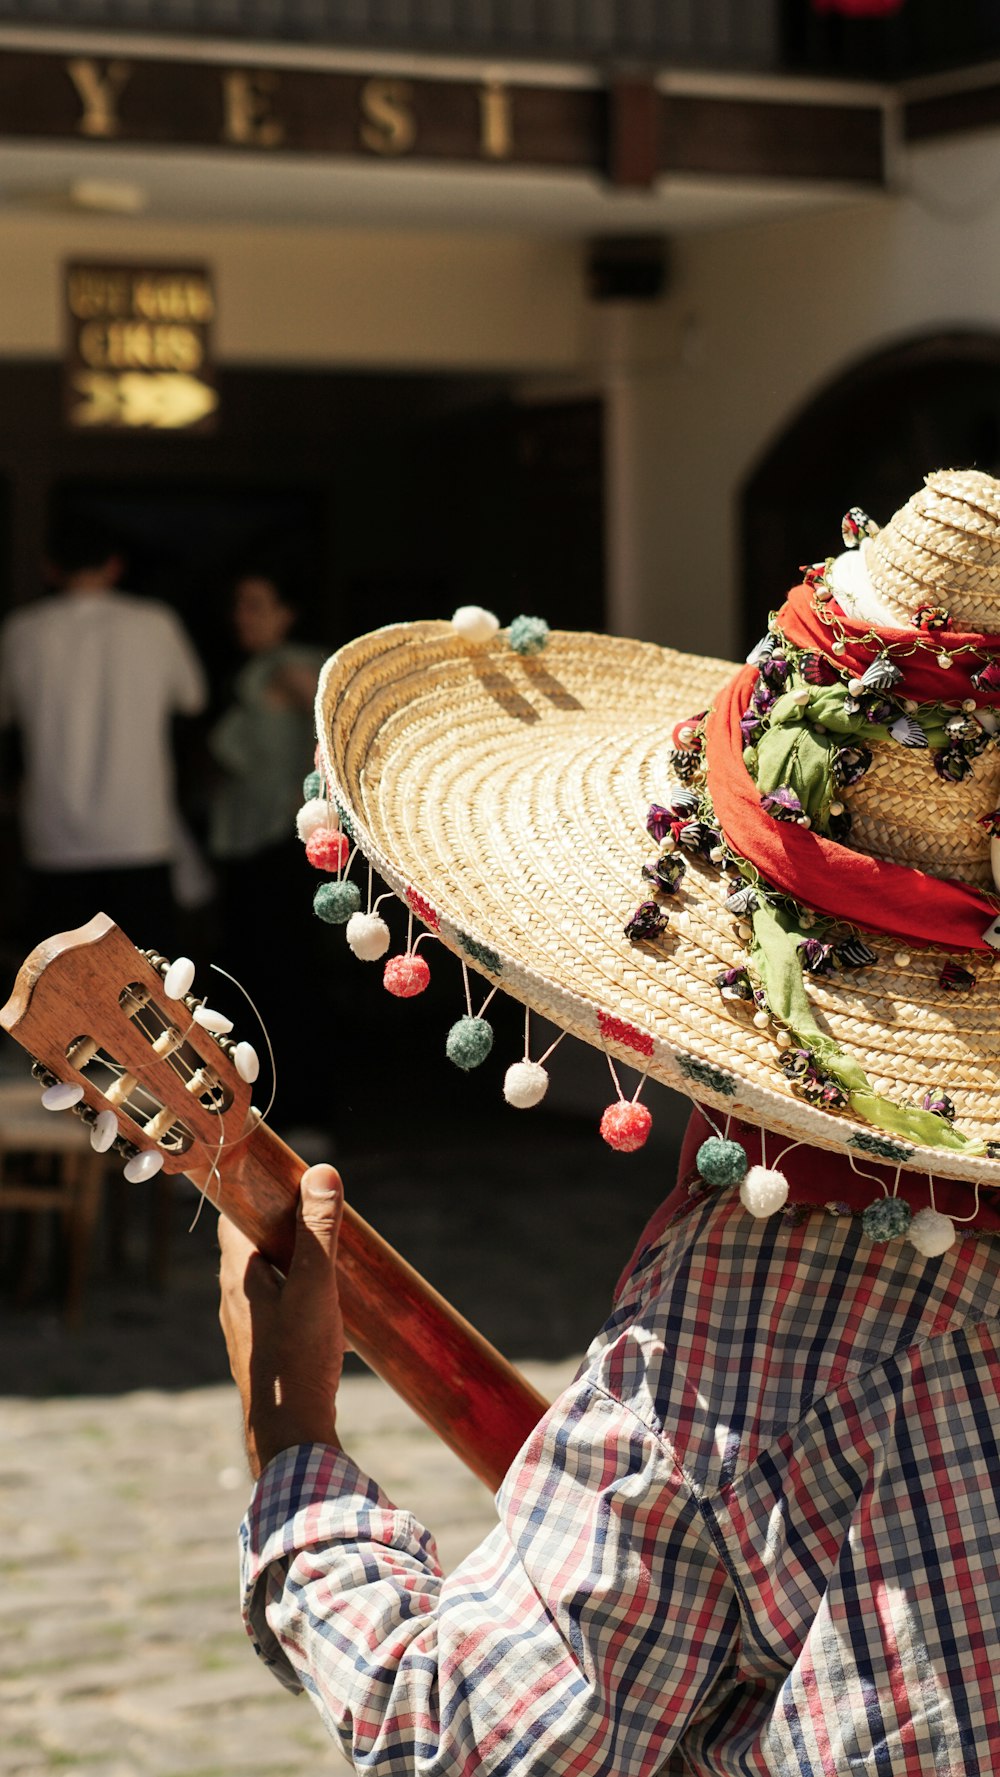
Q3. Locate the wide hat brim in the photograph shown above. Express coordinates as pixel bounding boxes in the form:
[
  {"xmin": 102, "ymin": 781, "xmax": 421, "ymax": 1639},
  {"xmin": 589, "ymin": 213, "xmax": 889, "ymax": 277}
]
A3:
[{"xmin": 318, "ymin": 621, "xmax": 1000, "ymax": 1188}]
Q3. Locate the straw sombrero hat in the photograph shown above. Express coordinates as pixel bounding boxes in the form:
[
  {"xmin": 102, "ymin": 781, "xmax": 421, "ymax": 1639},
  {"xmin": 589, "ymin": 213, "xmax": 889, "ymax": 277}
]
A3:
[{"xmin": 303, "ymin": 469, "xmax": 1000, "ymax": 1233}]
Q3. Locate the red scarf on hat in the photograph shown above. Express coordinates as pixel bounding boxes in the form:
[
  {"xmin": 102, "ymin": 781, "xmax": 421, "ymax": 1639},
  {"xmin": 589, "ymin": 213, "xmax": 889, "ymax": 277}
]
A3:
[
  {"xmin": 704, "ymin": 584, "xmax": 1000, "ymax": 952},
  {"xmin": 779, "ymin": 580, "xmax": 999, "ymax": 702}
]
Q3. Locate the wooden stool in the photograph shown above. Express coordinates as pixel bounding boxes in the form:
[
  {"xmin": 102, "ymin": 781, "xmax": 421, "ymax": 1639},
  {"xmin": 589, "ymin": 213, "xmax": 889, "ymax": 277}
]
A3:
[{"xmin": 0, "ymin": 1080, "xmax": 105, "ymax": 1324}]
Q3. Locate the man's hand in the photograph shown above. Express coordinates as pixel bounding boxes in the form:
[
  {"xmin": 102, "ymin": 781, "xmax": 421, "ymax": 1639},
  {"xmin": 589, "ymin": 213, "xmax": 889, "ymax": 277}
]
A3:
[{"xmin": 218, "ymin": 1164, "xmax": 345, "ymax": 1479}]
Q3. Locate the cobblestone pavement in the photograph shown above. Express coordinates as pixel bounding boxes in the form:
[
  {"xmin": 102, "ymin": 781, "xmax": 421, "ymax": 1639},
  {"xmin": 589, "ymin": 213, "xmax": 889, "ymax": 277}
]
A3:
[
  {"xmin": 1, "ymin": 1359, "xmax": 578, "ymax": 1777},
  {"xmin": 0, "ymin": 1101, "xmax": 685, "ymax": 1777}
]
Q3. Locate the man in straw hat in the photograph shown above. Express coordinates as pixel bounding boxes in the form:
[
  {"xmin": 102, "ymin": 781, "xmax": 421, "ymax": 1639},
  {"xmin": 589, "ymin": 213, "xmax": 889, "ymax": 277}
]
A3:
[{"xmin": 220, "ymin": 468, "xmax": 1000, "ymax": 1773}]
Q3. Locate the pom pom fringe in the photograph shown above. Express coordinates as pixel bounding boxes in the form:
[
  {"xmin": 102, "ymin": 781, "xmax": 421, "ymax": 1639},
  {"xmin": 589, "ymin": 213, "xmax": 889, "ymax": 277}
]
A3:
[
  {"xmin": 696, "ymin": 1136, "xmax": 748, "ymax": 1188},
  {"xmin": 600, "ymin": 1101, "xmax": 652, "ymax": 1152},
  {"xmin": 346, "ymin": 911, "xmax": 391, "ymax": 961},
  {"xmin": 907, "ymin": 1206, "xmax": 957, "ymax": 1256},
  {"xmin": 384, "ymin": 953, "xmax": 430, "ymax": 997},
  {"xmin": 446, "ymin": 1016, "xmax": 494, "ymax": 1070},
  {"xmin": 297, "ymin": 797, "xmax": 336, "ymax": 842},
  {"xmin": 452, "ymin": 605, "xmax": 500, "ymax": 645},
  {"xmin": 314, "ymin": 881, "xmax": 361, "ymax": 925},
  {"xmin": 739, "ymin": 1165, "xmax": 789, "ymax": 1217},
  {"xmin": 504, "ymin": 1060, "xmax": 549, "ymax": 1108},
  {"xmin": 861, "ymin": 1197, "xmax": 912, "ymax": 1242}
]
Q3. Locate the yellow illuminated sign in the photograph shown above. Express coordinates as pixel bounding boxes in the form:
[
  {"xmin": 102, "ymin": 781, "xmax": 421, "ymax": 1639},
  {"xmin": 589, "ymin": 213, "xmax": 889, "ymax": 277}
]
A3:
[{"xmin": 65, "ymin": 263, "xmax": 218, "ymax": 432}]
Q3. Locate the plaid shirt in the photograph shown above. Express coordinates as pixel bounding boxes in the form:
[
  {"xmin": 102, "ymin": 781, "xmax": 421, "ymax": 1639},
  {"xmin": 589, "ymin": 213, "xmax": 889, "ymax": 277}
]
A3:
[{"xmin": 241, "ymin": 1182, "xmax": 1000, "ymax": 1774}]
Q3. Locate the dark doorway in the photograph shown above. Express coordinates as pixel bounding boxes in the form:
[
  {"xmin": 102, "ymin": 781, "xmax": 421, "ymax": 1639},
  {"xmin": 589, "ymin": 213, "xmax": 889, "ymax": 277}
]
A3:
[
  {"xmin": 0, "ymin": 361, "xmax": 606, "ymax": 1114},
  {"xmin": 0, "ymin": 362, "xmax": 605, "ymax": 642},
  {"xmin": 0, "ymin": 360, "xmax": 605, "ymax": 929},
  {"xmin": 47, "ymin": 479, "xmax": 328, "ymax": 696},
  {"xmin": 740, "ymin": 331, "xmax": 1000, "ymax": 652},
  {"xmin": 515, "ymin": 398, "xmax": 605, "ymax": 634}
]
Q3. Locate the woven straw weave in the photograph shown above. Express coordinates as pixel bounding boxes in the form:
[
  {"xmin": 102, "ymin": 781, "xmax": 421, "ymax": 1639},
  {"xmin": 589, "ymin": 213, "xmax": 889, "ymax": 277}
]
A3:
[
  {"xmin": 318, "ymin": 623, "xmax": 1000, "ymax": 1187},
  {"xmin": 842, "ymin": 744, "xmax": 1000, "ymax": 889},
  {"xmin": 867, "ymin": 469, "xmax": 1000, "ymax": 628}
]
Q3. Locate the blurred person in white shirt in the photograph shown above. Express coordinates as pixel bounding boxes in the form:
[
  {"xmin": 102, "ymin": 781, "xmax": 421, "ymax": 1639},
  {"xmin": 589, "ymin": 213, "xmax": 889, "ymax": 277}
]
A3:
[{"xmin": 0, "ymin": 516, "xmax": 207, "ymax": 947}]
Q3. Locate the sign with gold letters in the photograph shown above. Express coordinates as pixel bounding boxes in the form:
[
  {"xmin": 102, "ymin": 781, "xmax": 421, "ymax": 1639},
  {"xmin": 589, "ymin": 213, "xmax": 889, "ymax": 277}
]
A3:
[
  {"xmin": 64, "ymin": 263, "xmax": 218, "ymax": 432},
  {"xmin": 0, "ymin": 51, "xmax": 595, "ymax": 169},
  {"xmin": 0, "ymin": 48, "xmax": 885, "ymax": 190}
]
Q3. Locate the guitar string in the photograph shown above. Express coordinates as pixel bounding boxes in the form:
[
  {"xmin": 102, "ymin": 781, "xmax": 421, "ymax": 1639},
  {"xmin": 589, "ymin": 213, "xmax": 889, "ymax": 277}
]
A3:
[
  {"xmin": 98, "ymin": 1008, "xmax": 248, "ymax": 1235},
  {"xmin": 122, "ymin": 1008, "xmax": 259, "ymax": 1160},
  {"xmin": 187, "ymin": 965, "xmax": 280, "ymax": 1232},
  {"xmin": 83, "ymin": 1032, "xmax": 227, "ymax": 1193},
  {"xmin": 78, "ymin": 973, "xmax": 276, "ymax": 1226}
]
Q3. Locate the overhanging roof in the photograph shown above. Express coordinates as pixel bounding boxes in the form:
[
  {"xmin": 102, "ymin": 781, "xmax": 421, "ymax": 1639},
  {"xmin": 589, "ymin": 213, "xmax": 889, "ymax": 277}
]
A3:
[{"xmin": 0, "ymin": 30, "xmax": 893, "ymax": 232}]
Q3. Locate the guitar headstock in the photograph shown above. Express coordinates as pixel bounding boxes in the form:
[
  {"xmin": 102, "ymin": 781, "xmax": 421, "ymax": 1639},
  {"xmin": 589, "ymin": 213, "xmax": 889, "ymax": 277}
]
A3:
[
  {"xmin": 0, "ymin": 913, "xmax": 259, "ymax": 1179},
  {"xmin": 1, "ymin": 918, "xmax": 552, "ymax": 1490}
]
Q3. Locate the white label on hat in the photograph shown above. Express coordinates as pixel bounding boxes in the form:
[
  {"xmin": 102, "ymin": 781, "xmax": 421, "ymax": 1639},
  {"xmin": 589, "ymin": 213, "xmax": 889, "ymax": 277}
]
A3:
[{"xmin": 982, "ymin": 915, "xmax": 1000, "ymax": 950}]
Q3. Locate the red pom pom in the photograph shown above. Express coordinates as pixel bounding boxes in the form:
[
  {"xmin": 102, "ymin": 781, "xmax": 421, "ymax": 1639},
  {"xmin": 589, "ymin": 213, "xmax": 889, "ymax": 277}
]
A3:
[
  {"xmin": 599, "ymin": 1100, "xmax": 652, "ymax": 1153},
  {"xmin": 305, "ymin": 828, "xmax": 350, "ymax": 871},
  {"xmin": 383, "ymin": 953, "xmax": 431, "ymax": 998}
]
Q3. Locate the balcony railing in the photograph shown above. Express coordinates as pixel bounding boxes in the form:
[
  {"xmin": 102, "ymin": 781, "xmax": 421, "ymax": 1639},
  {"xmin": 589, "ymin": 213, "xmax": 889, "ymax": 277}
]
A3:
[
  {"xmin": 0, "ymin": 0, "xmax": 996, "ymax": 80},
  {"xmin": 0, "ymin": 0, "xmax": 783, "ymax": 68}
]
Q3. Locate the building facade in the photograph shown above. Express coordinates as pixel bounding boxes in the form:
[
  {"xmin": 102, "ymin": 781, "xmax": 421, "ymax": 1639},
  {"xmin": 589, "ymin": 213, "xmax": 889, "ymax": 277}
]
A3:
[{"xmin": 0, "ymin": 1, "xmax": 997, "ymax": 654}]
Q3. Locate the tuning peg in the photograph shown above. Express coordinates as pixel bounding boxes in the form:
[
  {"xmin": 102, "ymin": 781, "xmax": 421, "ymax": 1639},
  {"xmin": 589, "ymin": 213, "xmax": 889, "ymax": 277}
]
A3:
[
  {"xmin": 164, "ymin": 956, "xmax": 196, "ymax": 999},
  {"xmin": 90, "ymin": 1109, "xmax": 119, "ymax": 1152},
  {"xmin": 123, "ymin": 1149, "xmax": 164, "ymax": 1183},
  {"xmin": 192, "ymin": 1006, "xmax": 234, "ymax": 1035},
  {"xmin": 233, "ymin": 1040, "xmax": 260, "ymax": 1083},
  {"xmin": 41, "ymin": 1082, "xmax": 84, "ymax": 1111}
]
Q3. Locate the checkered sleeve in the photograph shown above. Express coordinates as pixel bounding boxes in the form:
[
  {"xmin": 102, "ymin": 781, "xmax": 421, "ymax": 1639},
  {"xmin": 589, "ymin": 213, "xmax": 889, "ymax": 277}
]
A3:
[{"xmin": 240, "ymin": 1379, "xmax": 741, "ymax": 1776}]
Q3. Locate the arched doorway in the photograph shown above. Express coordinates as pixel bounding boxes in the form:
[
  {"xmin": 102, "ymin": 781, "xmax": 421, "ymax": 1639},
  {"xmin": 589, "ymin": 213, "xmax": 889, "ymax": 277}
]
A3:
[{"xmin": 740, "ymin": 331, "xmax": 1000, "ymax": 651}]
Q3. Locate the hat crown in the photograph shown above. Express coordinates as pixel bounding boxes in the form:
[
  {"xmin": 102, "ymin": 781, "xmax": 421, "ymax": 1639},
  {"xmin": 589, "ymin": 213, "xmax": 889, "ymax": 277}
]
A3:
[
  {"xmin": 865, "ymin": 468, "xmax": 1000, "ymax": 631},
  {"xmin": 840, "ymin": 745, "xmax": 1000, "ymax": 890},
  {"xmin": 818, "ymin": 469, "xmax": 1000, "ymax": 889}
]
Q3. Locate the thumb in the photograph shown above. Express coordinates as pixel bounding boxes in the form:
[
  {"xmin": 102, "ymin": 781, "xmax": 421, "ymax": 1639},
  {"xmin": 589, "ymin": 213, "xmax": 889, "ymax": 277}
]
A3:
[{"xmin": 292, "ymin": 1163, "xmax": 344, "ymax": 1275}]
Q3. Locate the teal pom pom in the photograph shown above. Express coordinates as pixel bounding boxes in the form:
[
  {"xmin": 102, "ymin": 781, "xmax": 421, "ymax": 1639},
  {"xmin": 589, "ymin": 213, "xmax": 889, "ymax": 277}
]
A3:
[
  {"xmin": 302, "ymin": 769, "xmax": 323, "ymax": 800},
  {"xmin": 861, "ymin": 1197, "xmax": 912, "ymax": 1242},
  {"xmin": 508, "ymin": 615, "xmax": 550, "ymax": 656},
  {"xmin": 696, "ymin": 1136, "xmax": 748, "ymax": 1188},
  {"xmin": 446, "ymin": 1015, "xmax": 494, "ymax": 1070},
  {"xmin": 314, "ymin": 881, "xmax": 362, "ymax": 925}
]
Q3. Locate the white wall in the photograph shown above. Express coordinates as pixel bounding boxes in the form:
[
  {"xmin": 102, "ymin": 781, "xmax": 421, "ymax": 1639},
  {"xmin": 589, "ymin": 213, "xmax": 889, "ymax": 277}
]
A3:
[
  {"xmin": 601, "ymin": 128, "xmax": 1000, "ymax": 661},
  {"xmin": 0, "ymin": 211, "xmax": 595, "ymax": 371},
  {"xmin": 4, "ymin": 128, "xmax": 1000, "ymax": 662}
]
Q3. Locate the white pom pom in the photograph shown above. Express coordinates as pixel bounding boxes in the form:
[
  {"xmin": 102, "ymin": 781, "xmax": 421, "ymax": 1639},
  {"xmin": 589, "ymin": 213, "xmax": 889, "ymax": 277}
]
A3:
[
  {"xmin": 908, "ymin": 1207, "xmax": 957, "ymax": 1257},
  {"xmin": 346, "ymin": 911, "xmax": 391, "ymax": 961},
  {"xmin": 503, "ymin": 1060, "xmax": 549, "ymax": 1109},
  {"xmin": 296, "ymin": 798, "xmax": 336, "ymax": 842},
  {"xmin": 739, "ymin": 1165, "xmax": 789, "ymax": 1218},
  {"xmin": 452, "ymin": 605, "xmax": 500, "ymax": 645}
]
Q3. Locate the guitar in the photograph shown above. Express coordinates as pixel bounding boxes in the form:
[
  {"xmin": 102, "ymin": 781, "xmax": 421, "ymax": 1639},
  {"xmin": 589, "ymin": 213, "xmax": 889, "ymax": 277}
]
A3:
[{"xmin": 0, "ymin": 913, "xmax": 549, "ymax": 1490}]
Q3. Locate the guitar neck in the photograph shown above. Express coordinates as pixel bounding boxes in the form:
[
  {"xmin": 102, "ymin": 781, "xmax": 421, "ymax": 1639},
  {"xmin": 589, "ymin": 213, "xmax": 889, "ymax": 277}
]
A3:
[
  {"xmin": 0, "ymin": 914, "xmax": 548, "ymax": 1492},
  {"xmin": 189, "ymin": 1118, "xmax": 549, "ymax": 1491}
]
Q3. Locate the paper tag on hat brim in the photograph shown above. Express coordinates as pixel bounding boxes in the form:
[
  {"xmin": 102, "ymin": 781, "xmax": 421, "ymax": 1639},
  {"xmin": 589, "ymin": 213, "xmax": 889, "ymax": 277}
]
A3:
[{"xmin": 982, "ymin": 915, "xmax": 1000, "ymax": 950}]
